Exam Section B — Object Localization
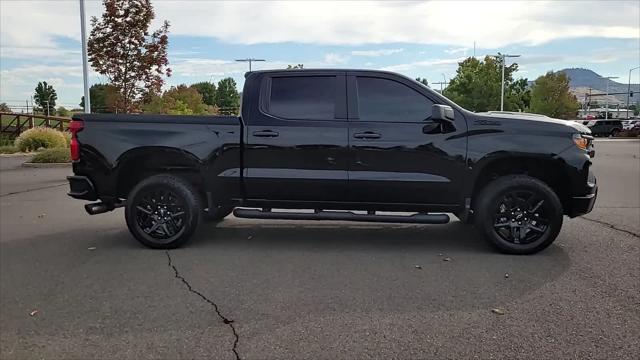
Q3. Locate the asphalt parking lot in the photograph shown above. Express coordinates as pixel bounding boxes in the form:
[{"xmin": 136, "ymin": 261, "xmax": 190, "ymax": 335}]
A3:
[{"xmin": 1, "ymin": 140, "xmax": 638, "ymax": 359}]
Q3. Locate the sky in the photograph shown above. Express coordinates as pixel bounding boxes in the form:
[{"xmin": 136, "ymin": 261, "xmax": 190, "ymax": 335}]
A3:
[{"xmin": 0, "ymin": 0, "xmax": 639, "ymax": 109}]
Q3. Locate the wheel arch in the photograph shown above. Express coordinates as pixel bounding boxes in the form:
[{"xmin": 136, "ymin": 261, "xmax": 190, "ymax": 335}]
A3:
[
  {"xmin": 469, "ymin": 154, "xmax": 572, "ymax": 215},
  {"xmin": 115, "ymin": 147, "xmax": 204, "ymax": 199}
]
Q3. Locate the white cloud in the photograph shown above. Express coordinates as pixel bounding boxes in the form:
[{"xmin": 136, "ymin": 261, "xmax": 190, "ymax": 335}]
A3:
[
  {"xmin": 323, "ymin": 53, "xmax": 349, "ymax": 65},
  {"xmin": 2, "ymin": 1, "xmax": 637, "ymax": 51},
  {"xmin": 380, "ymin": 57, "xmax": 467, "ymax": 72},
  {"xmin": 351, "ymin": 48, "xmax": 404, "ymax": 57},
  {"xmin": 444, "ymin": 47, "xmax": 469, "ymax": 55}
]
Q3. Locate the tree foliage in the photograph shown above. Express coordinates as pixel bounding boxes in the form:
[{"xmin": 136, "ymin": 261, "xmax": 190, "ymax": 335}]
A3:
[
  {"xmin": 215, "ymin": 78, "xmax": 241, "ymax": 115},
  {"xmin": 88, "ymin": 0, "xmax": 171, "ymax": 113},
  {"xmin": 529, "ymin": 71, "xmax": 580, "ymax": 119},
  {"xmin": 190, "ymin": 82, "xmax": 216, "ymax": 106},
  {"xmin": 286, "ymin": 64, "xmax": 304, "ymax": 69},
  {"xmin": 415, "ymin": 77, "xmax": 429, "ymax": 87},
  {"xmin": 0, "ymin": 103, "xmax": 10, "ymax": 112},
  {"xmin": 34, "ymin": 81, "xmax": 57, "ymax": 115},
  {"xmin": 142, "ymin": 84, "xmax": 214, "ymax": 115},
  {"xmin": 80, "ymin": 84, "xmax": 121, "ymax": 113},
  {"xmin": 57, "ymin": 107, "xmax": 71, "ymax": 117},
  {"xmin": 444, "ymin": 56, "xmax": 529, "ymax": 112}
]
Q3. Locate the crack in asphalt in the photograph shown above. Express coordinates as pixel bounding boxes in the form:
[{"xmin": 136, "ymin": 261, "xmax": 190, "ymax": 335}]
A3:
[
  {"xmin": 0, "ymin": 183, "xmax": 67, "ymax": 197},
  {"xmin": 166, "ymin": 250, "xmax": 241, "ymax": 360},
  {"xmin": 580, "ymin": 216, "xmax": 640, "ymax": 238}
]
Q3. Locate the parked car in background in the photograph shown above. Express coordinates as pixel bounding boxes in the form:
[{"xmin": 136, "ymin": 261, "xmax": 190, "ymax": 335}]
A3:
[
  {"xmin": 584, "ymin": 119, "xmax": 623, "ymax": 137},
  {"xmin": 622, "ymin": 119, "xmax": 640, "ymax": 130}
]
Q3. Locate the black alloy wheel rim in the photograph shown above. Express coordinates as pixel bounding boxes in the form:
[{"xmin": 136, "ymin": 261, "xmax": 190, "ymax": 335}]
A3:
[
  {"xmin": 135, "ymin": 188, "xmax": 186, "ymax": 241},
  {"xmin": 493, "ymin": 190, "xmax": 550, "ymax": 244}
]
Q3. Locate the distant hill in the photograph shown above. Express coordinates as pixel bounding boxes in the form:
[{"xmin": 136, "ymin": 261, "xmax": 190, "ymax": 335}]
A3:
[
  {"xmin": 559, "ymin": 68, "xmax": 635, "ymax": 89},
  {"xmin": 557, "ymin": 68, "xmax": 639, "ymax": 104}
]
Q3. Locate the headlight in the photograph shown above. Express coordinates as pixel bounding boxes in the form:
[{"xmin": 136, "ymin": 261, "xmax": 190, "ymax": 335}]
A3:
[{"xmin": 573, "ymin": 133, "xmax": 589, "ymax": 150}]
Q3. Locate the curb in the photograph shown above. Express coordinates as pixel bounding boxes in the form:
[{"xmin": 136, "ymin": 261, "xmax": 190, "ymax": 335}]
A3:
[
  {"xmin": 0, "ymin": 153, "xmax": 34, "ymax": 157},
  {"xmin": 22, "ymin": 162, "xmax": 71, "ymax": 168}
]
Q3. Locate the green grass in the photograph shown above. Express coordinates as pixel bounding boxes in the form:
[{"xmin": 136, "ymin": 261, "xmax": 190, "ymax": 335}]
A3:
[
  {"xmin": 0, "ymin": 145, "xmax": 19, "ymax": 154},
  {"xmin": 30, "ymin": 148, "xmax": 71, "ymax": 163}
]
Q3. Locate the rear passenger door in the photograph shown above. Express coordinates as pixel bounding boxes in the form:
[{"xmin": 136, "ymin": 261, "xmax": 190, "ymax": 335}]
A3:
[
  {"xmin": 347, "ymin": 72, "xmax": 468, "ymax": 206},
  {"xmin": 243, "ymin": 72, "xmax": 349, "ymax": 202}
]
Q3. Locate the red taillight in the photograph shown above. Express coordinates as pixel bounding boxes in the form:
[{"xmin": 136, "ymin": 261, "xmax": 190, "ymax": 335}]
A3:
[{"xmin": 69, "ymin": 120, "xmax": 84, "ymax": 161}]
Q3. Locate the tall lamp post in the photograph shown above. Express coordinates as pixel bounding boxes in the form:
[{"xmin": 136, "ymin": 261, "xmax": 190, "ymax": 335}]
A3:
[
  {"xmin": 80, "ymin": 0, "xmax": 91, "ymax": 113},
  {"xmin": 627, "ymin": 66, "xmax": 640, "ymax": 119},
  {"xmin": 235, "ymin": 58, "xmax": 266, "ymax": 72},
  {"xmin": 493, "ymin": 53, "xmax": 521, "ymax": 111},
  {"xmin": 603, "ymin": 76, "xmax": 619, "ymax": 120}
]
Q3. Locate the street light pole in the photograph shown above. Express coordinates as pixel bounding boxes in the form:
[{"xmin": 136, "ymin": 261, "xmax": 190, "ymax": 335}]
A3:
[
  {"xmin": 627, "ymin": 66, "xmax": 640, "ymax": 119},
  {"xmin": 235, "ymin": 58, "xmax": 266, "ymax": 72},
  {"xmin": 603, "ymin": 76, "xmax": 619, "ymax": 120},
  {"xmin": 80, "ymin": 0, "xmax": 91, "ymax": 113},
  {"xmin": 493, "ymin": 53, "xmax": 521, "ymax": 111}
]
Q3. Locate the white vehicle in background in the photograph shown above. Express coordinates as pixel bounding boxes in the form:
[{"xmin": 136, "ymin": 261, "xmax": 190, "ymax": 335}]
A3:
[{"xmin": 622, "ymin": 119, "xmax": 640, "ymax": 130}]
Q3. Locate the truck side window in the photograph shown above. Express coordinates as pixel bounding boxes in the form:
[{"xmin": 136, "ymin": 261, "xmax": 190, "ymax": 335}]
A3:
[
  {"xmin": 356, "ymin": 77, "xmax": 433, "ymax": 122},
  {"xmin": 269, "ymin": 76, "xmax": 336, "ymax": 120}
]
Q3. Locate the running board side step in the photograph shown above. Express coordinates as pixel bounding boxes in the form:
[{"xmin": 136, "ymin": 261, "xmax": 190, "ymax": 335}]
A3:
[{"xmin": 233, "ymin": 208, "xmax": 450, "ymax": 224}]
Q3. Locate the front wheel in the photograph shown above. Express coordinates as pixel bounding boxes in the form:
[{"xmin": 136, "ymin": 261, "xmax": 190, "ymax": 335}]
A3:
[
  {"xmin": 125, "ymin": 174, "xmax": 201, "ymax": 249},
  {"xmin": 474, "ymin": 175, "xmax": 563, "ymax": 255}
]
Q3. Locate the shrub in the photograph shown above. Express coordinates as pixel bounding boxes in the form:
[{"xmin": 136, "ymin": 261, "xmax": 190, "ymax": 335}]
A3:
[
  {"xmin": 30, "ymin": 147, "xmax": 71, "ymax": 163},
  {"xmin": 0, "ymin": 145, "xmax": 18, "ymax": 154},
  {"xmin": 63, "ymin": 131, "xmax": 71, "ymax": 147},
  {"xmin": 14, "ymin": 127, "xmax": 67, "ymax": 152}
]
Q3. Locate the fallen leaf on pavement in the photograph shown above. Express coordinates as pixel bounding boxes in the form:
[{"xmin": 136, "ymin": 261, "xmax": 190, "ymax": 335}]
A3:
[
  {"xmin": 29, "ymin": 310, "xmax": 38, "ymax": 317},
  {"xmin": 88, "ymin": 247, "xmax": 96, "ymax": 251},
  {"xmin": 491, "ymin": 308, "xmax": 506, "ymax": 315},
  {"xmin": 247, "ymin": 235, "xmax": 253, "ymax": 240},
  {"xmin": 414, "ymin": 265, "xmax": 422, "ymax": 269},
  {"xmin": 443, "ymin": 257, "xmax": 452, "ymax": 262}
]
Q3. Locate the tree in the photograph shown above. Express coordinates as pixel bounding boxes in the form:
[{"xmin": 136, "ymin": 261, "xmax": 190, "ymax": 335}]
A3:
[
  {"xmin": 444, "ymin": 56, "xmax": 529, "ymax": 112},
  {"xmin": 506, "ymin": 78, "xmax": 531, "ymax": 112},
  {"xmin": 80, "ymin": 84, "xmax": 121, "ymax": 113},
  {"xmin": 529, "ymin": 71, "xmax": 580, "ymax": 119},
  {"xmin": 34, "ymin": 81, "xmax": 57, "ymax": 115},
  {"xmin": 286, "ymin": 64, "xmax": 304, "ymax": 69},
  {"xmin": 0, "ymin": 103, "xmax": 10, "ymax": 112},
  {"xmin": 190, "ymin": 82, "xmax": 216, "ymax": 106},
  {"xmin": 215, "ymin": 78, "xmax": 240, "ymax": 115},
  {"xmin": 88, "ymin": 0, "xmax": 171, "ymax": 113},
  {"xmin": 57, "ymin": 107, "xmax": 71, "ymax": 117},
  {"xmin": 142, "ymin": 84, "xmax": 213, "ymax": 115},
  {"xmin": 415, "ymin": 77, "xmax": 429, "ymax": 87}
]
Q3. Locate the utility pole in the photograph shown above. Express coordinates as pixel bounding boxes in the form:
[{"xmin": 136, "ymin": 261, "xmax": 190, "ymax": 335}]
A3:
[
  {"xmin": 627, "ymin": 66, "xmax": 640, "ymax": 119},
  {"xmin": 603, "ymin": 76, "xmax": 619, "ymax": 120},
  {"xmin": 235, "ymin": 58, "xmax": 266, "ymax": 72},
  {"xmin": 433, "ymin": 81, "xmax": 448, "ymax": 92},
  {"xmin": 492, "ymin": 53, "xmax": 521, "ymax": 111},
  {"xmin": 80, "ymin": 0, "xmax": 91, "ymax": 113}
]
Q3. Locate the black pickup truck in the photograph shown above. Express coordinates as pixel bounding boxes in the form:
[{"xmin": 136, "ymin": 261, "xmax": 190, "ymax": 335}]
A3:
[{"xmin": 67, "ymin": 69, "xmax": 597, "ymax": 254}]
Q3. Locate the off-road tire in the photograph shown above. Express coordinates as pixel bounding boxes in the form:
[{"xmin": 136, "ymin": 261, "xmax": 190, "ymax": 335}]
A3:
[
  {"xmin": 125, "ymin": 174, "xmax": 201, "ymax": 249},
  {"xmin": 474, "ymin": 175, "xmax": 563, "ymax": 255}
]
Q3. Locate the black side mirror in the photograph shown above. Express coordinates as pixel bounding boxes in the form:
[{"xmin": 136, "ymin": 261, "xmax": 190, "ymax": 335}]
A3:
[{"xmin": 432, "ymin": 104, "xmax": 454, "ymax": 122}]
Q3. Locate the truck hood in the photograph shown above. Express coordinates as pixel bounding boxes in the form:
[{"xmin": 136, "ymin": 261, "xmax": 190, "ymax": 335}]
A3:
[{"xmin": 476, "ymin": 111, "xmax": 591, "ymax": 134}]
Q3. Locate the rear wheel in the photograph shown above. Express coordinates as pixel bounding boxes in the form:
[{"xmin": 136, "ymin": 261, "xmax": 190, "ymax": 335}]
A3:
[
  {"xmin": 474, "ymin": 175, "xmax": 563, "ymax": 254},
  {"xmin": 125, "ymin": 174, "xmax": 201, "ymax": 249},
  {"xmin": 610, "ymin": 129, "xmax": 620, "ymax": 137}
]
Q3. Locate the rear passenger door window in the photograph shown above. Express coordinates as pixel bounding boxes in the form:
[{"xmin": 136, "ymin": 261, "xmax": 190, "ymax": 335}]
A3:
[
  {"xmin": 267, "ymin": 76, "xmax": 337, "ymax": 120},
  {"xmin": 356, "ymin": 76, "xmax": 433, "ymax": 122}
]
